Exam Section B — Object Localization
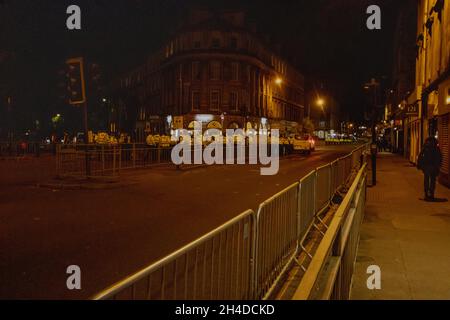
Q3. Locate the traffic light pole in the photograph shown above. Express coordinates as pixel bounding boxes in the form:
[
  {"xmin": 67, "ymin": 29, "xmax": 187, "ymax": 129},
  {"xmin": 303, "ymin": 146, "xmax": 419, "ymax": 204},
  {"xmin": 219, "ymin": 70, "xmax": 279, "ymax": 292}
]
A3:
[
  {"xmin": 67, "ymin": 57, "xmax": 90, "ymax": 177},
  {"xmin": 365, "ymin": 78, "xmax": 379, "ymax": 186}
]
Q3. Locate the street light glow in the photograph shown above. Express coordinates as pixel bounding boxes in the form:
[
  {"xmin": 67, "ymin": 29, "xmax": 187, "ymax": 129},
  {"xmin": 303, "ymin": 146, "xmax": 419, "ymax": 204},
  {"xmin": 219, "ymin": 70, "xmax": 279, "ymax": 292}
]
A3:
[
  {"xmin": 317, "ymin": 98, "xmax": 324, "ymax": 107},
  {"xmin": 275, "ymin": 77, "xmax": 282, "ymax": 85}
]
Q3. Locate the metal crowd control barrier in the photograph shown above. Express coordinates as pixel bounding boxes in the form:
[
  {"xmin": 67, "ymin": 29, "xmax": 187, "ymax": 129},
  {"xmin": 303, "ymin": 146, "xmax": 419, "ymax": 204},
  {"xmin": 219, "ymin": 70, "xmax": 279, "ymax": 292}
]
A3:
[
  {"xmin": 93, "ymin": 210, "xmax": 255, "ymax": 300},
  {"xmin": 56, "ymin": 140, "xmax": 329, "ymax": 178},
  {"xmin": 56, "ymin": 144, "xmax": 173, "ymax": 178},
  {"xmin": 298, "ymin": 171, "xmax": 316, "ymax": 240},
  {"xmin": 120, "ymin": 145, "xmax": 172, "ymax": 170},
  {"xmin": 315, "ymin": 164, "xmax": 332, "ymax": 214},
  {"xmin": 292, "ymin": 163, "xmax": 367, "ymax": 300},
  {"xmin": 92, "ymin": 143, "xmax": 370, "ymax": 300},
  {"xmin": 56, "ymin": 144, "xmax": 120, "ymax": 178},
  {"xmin": 253, "ymin": 143, "xmax": 368, "ymax": 300},
  {"xmin": 254, "ymin": 183, "xmax": 299, "ymax": 299},
  {"xmin": 0, "ymin": 141, "xmax": 53, "ymax": 157}
]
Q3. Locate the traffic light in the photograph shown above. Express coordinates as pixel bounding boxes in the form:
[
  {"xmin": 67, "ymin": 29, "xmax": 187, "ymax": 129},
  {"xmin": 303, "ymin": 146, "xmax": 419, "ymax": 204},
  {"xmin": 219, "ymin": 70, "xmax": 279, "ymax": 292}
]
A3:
[{"xmin": 66, "ymin": 57, "xmax": 86, "ymax": 105}]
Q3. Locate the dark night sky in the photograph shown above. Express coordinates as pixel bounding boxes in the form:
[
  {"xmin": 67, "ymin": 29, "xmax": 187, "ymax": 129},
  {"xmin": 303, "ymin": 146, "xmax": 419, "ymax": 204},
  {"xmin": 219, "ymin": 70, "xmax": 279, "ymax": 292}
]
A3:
[{"xmin": 0, "ymin": 0, "xmax": 405, "ymax": 133}]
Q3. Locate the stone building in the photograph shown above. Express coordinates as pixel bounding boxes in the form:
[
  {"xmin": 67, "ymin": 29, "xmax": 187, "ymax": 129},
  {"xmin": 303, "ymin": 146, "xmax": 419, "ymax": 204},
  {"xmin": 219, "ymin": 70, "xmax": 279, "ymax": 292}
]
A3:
[
  {"xmin": 406, "ymin": 0, "xmax": 450, "ymax": 185},
  {"xmin": 115, "ymin": 9, "xmax": 305, "ymax": 141}
]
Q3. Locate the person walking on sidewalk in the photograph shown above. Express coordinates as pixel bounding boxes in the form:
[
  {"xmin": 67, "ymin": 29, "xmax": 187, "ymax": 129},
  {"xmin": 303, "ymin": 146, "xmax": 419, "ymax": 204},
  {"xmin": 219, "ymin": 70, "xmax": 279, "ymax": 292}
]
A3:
[{"xmin": 417, "ymin": 137, "xmax": 442, "ymax": 201}]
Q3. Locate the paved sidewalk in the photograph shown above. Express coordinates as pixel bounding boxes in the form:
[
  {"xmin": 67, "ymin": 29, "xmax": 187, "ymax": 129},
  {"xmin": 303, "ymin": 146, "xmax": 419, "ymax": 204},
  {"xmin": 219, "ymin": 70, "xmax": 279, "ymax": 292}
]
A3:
[{"xmin": 351, "ymin": 153, "xmax": 450, "ymax": 299}]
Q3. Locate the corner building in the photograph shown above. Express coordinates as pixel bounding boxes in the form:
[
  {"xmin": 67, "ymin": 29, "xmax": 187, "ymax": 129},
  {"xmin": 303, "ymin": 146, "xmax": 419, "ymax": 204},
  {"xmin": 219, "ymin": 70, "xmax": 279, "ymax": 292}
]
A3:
[{"xmin": 119, "ymin": 10, "xmax": 305, "ymax": 141}]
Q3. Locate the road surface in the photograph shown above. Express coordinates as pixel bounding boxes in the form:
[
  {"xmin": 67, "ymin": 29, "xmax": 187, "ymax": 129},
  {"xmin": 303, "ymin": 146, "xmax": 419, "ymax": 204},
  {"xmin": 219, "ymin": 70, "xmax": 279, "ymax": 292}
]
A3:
[{"xmin": 0, "ymin": 144, "xmax": 358, "ymax": 299}]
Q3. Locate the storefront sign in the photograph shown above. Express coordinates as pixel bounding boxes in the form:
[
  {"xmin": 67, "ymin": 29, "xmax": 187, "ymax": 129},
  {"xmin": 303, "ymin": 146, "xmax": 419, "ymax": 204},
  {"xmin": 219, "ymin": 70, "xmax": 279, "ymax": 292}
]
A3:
[{"xmin": 406, "ymin": 104, "xmax": 418, "ymax": 116}]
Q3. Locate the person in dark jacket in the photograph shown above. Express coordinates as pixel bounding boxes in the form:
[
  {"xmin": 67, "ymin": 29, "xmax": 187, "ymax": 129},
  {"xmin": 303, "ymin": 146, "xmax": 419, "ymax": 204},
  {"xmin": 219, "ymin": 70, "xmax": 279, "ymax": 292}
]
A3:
[{"xmin": 417, "ymin": 137, "xmax": 442, "ymax": 200}]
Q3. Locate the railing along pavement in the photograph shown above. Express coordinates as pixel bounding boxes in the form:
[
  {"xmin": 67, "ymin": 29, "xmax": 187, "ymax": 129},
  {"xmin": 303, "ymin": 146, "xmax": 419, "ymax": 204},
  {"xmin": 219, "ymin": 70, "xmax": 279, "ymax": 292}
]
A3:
[{"xmin": 292, "ymin": 163, "xmax": 367, "ymax": 300}]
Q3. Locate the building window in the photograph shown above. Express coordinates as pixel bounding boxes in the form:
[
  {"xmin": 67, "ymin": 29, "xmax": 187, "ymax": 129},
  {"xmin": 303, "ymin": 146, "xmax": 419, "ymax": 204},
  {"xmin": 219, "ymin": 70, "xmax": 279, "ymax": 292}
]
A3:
[
  {"xmin": 139, "ymin": 107, "xmax": 146, "ymax": 120},
  {"xmin": 230, "ymin": 91, "xmax": 238, "ymax": 111},
  {"xmin": 230, "ymin": 37, "xmax": 237, "ymax": 49},
  {"xmin": 231, "ymin": 62, "xmax": 239, "ymax": 81},
  {"xmin": 192, "ymin": 61, "xmax": 200, "ymax": 80},
  {"xmin": 192, "ymin": 91, "xmax": 200, "ymax": 111},
  {"xmin": 210, "ymin": 61, "xmax": 221, "ymax": 80},
  {"xmin": 246, "ymin": 65, "xmax": 251, "ymax": 82},
  {"xmin": 210, "ymin": 90, "xmax": 220, "ymax": 111},
  {"xmin": 212, "ymin": 38, "xmax": 220, "ymax": 48}
]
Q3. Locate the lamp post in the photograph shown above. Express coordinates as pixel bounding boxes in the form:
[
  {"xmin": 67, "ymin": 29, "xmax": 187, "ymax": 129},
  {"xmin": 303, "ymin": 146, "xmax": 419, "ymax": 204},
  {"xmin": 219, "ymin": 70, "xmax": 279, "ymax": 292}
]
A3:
[
  {"xmin": 308, "ymin": 97, "xmax": 325, "ymax": 124},
  {"xmin": 317, "ymin": 98, "xmax": 326, "ymax": 132},
  {"xmin": 364, "ymin": 78, "xmax": 380, "ymax": 186}
]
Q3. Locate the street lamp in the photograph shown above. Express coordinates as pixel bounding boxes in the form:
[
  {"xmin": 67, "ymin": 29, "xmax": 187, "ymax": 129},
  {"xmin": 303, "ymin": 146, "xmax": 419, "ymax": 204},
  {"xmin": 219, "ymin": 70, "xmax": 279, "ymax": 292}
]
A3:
[
  {"xmin": 317, "ymin": 98, "xmax": 324, "ymax": 107},
  {"xmin": 307, "ymin": 97, "xmax": 326, "ymax": 120},
  {"xmin": 316, "ymin": 98, "xmax": 325, "ymax": 115},
  {"xmin": 275, "ymin": 77, "xmax": 282, "ymax": 85},
  {"xmin": 364, "ymin": 78, "xmax": 380, "ymax": 186}
]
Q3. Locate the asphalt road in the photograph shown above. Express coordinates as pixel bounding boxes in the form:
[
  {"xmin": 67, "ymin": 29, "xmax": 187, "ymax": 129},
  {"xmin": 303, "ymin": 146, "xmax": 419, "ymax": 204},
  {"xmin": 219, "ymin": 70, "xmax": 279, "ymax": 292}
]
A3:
[{"xmin": 0, "ymin": 144, "xmax": 358, "ymax": 299}]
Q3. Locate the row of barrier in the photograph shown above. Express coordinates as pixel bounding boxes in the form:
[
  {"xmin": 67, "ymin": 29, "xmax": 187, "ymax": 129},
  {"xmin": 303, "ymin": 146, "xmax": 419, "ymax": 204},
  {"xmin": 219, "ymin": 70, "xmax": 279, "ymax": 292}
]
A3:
[
  {"xmin": 55, "ymin": 142, "xmax": 313, "ymax": 178},
  {"xmin": 56, "ymin": 144, "xmax": 171, "ymax": 178},
  {"xmin": 56, "ymin": 144, "xmax": 122, "ymax": 178},
  {"xmin": 92, "ymin": 143, "xmax": 369, "ymax": 300},
  {"xmin": 0, "ymin": 141, "xmax": 54, "ymax": 157},
  {"xmin": 292, "ymin": 163, "xmax": 367, "ymax": 300},
  {"xmin": 254, "ymin": 145, "xmax": 365, "ymax": 299}
]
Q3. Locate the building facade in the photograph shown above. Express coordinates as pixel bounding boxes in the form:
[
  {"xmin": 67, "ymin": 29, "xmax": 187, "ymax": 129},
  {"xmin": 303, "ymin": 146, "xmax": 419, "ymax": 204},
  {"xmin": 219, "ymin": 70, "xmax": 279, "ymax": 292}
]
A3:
[
  {"xmin": 385, "ymin": 1, "xmax": 417, "ymax": 156},
  {"xmin": 115, "ymin": 10, "xmax": 305, "ymax": 141},
  {"xmin": 407, "ymin": 0, "xmax": 450, "ymax": 185}
]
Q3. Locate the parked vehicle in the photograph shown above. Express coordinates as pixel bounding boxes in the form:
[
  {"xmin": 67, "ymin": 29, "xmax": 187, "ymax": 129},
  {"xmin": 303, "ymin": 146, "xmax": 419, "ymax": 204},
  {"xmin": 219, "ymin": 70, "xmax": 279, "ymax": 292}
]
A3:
[{"xmin": 292, "ymin": 134, "xmax": 315, "ymax": 154}]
